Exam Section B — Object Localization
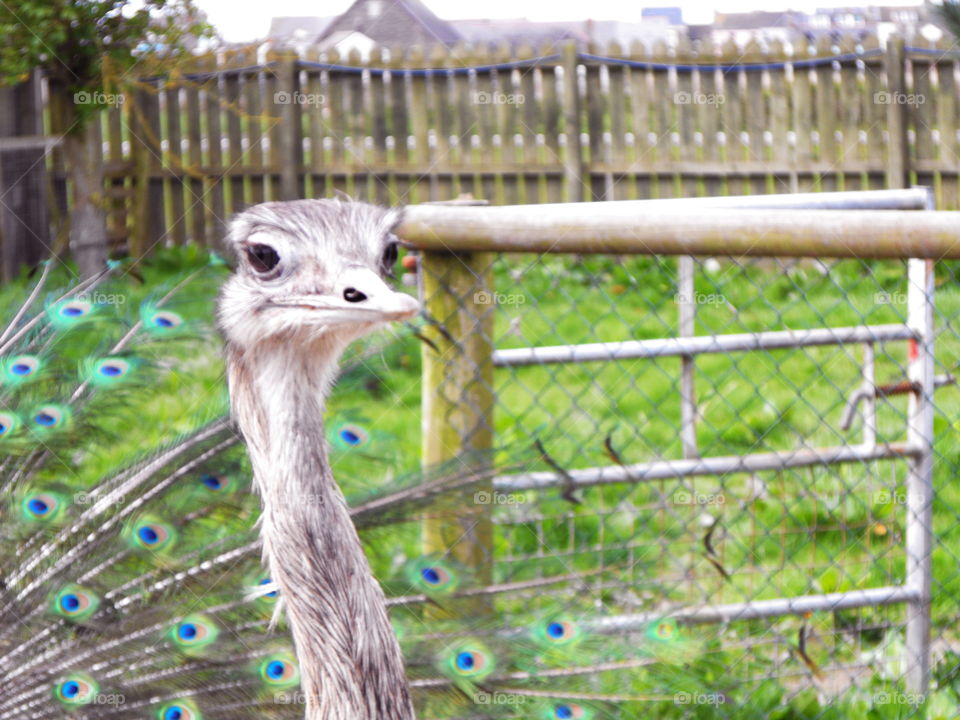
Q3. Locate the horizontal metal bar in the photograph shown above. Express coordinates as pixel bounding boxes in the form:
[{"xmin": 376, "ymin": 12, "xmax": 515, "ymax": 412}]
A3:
[
  {"xmin": 840, "ymin": 373, "xmax": 955, "ymax": 430},
  {"xmin": 486, "ymin": 188, "xmax": 931, "ymax": 213},
  {"xmin": 0, "ymin": 135, "xmax": 61, "ymax": 151},
  {"xmin": 398, "ymin": 206, "xmax": 960, "ymax": 257},
  {"xmin": 494, "ymin": 323, "xmax": 918, "ymax": 367},
  {"xmin": 584, "ymin": 586, "xmax": 918, "ymax": 633},
  {"xmin": 628, "ymin": 187, "xmax": 932, "ymax": 210},
  {"xmin": 494, "ymin": 442, "xmax": 920, "ymax": 491}
]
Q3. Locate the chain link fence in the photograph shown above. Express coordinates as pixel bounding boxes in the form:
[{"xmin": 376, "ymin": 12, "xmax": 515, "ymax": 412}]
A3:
[{"xmin": 406, "ymin": 189, "xmax": 960, "ymax": 717}]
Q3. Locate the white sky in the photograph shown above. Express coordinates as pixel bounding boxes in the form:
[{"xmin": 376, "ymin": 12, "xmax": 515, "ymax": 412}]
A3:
[{"xmin": 196, "ymin": 0, "xmax": 926, "ymax": 43}]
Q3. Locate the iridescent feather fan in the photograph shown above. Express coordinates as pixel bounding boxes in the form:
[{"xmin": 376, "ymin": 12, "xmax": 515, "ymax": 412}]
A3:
[{"xmin": 0, "ymin": 205, "xmax": 705, "ymax": 720}]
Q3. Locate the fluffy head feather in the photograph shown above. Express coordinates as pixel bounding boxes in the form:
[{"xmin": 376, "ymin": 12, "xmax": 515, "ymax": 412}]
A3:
[{"xmin": 218, "ymin": 199, "xmax": 416, "ymax": 353}]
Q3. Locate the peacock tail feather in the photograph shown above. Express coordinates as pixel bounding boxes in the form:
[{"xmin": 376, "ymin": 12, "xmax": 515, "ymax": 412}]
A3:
[{"xmin": 0, "ymin": 255, "xmax": 722, "ymax": 720}]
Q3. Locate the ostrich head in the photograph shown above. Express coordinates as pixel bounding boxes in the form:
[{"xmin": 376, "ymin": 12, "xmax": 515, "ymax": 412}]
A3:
[{"xmin": 218, "ymin": 198, "xmax": 418, "ymax": 355}]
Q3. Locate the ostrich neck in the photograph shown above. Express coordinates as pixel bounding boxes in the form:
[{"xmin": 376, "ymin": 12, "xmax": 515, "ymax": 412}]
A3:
[{"xmin": 227, "ymin": 337, "xmax": 414, "ymax": 720}]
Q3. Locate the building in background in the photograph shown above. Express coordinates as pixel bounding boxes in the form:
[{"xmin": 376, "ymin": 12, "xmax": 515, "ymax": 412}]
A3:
[
  {"xmin": 314, "ymin": 0, "xmax": 461, "ymax": 57},
  {"xmin": 267, "ymin": 16, "xmax": 335, "ymax": 48},
  {"xmin": 267, "ymin": 1, "xmax": 943, "ymax": 56}
]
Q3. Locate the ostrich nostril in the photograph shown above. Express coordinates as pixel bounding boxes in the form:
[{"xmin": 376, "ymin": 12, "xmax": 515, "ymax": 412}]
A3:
[{"xmin": 343, "ymin": 287, "xmax": 367, "ymax": 303}]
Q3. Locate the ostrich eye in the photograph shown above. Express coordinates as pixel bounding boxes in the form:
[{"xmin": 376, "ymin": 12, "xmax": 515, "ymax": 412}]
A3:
[
  {"xmin": 380, "ymin": 241, "xmax": 398, "ymax": 277},
  {"xmin": 246, "ymin": 244, "xmax": 280, "ymax": 275}
]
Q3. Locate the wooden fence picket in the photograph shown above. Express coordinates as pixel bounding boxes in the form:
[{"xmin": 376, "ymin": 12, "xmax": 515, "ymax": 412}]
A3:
[{"xmin": 4, "ymin": 31, "xmax": 955, "ymax": 273}]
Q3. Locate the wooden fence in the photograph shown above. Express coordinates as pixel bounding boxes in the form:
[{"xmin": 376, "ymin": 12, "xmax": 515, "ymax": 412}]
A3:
[
  {"xmin": 22, "ymin": 33, "xmax": 960, "ymax": 261},
  {"xmin": 0, "ymin": 73, "xmax": 51, "ymax": 281}
]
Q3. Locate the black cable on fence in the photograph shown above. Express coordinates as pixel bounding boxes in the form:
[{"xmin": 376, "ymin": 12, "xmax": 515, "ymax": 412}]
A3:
[
  {"xmin": 140, "ymin": 45, "xmax": 955, "ymax": 83},
  {"xmin": 293, "ymin": 47, "xmax": 895, "ymax": 77},
  {"xmin": 296, "ymin": 55, "xmax": 561, "ymax": 77}
]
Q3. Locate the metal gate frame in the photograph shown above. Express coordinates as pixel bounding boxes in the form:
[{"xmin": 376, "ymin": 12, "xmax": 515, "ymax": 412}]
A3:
[{"xmin": 405, "ymin": 187, "xmax": 939, "ymax": 695}]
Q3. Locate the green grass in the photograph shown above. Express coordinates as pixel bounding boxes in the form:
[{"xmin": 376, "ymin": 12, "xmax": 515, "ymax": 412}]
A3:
[
  {"xmin": 296, "ymin": 252, "xmax": 960, "ymax": 716},
  {"xmin": 6, "ymin": 248, "xmax": 960, "ymax": 718}
]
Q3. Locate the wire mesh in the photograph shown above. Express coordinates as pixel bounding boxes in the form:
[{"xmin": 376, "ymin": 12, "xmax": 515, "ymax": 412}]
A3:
[{"xmin": 417, "ymin": 247, "xmax": 960, "ymax": 716}]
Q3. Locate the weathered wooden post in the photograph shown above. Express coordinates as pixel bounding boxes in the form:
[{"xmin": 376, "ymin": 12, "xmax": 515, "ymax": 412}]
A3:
[
  {"xmin": 0, "ymin": 71, "xmax": 49, "ymax": 280},
  {"xmin": 884, "ymin": 35, "xmax": 909, "ymax": 190},
  {"xmin": 419, "ymin": 202, "xmax": 496, "ymax": 614},
  {"xmin": 561, "ymin": 41, "xmax": 586, "ymax": 203},
  {"xmin": 274, "ymin": 50, "xmax": 303, "ymax": 201},
  {"xmin": 129, "ymin": 81, "xmax": 164, "ymax": 259}
]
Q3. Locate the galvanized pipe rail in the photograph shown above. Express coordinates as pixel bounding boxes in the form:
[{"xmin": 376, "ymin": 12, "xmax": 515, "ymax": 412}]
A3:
[
  {"xmin": 406, "ymin": 188, "xmax": 939, "ymax": 695},
  {"xmin": 495, "ymin": 442, "xmax": 920, "ymax": 492},
  {"xmin": 397, "ymin": 189, "xmax": 956, "ymax": 258},
  {"xmin": 584, "ymin": 586, "xmax": 919, "ymax": 632},
  {"xmin": 494, "ymin": 323, "xmax": 918, "ymax": 367}
]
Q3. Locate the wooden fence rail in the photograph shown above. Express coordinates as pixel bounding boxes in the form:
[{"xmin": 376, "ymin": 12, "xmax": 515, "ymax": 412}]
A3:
[{"xmin": 3, "ymin": 32, "xmax": 960, "ymax": 270}]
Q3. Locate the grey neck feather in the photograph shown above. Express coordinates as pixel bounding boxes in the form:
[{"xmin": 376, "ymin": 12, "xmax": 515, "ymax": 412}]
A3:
[{"xmin": 227, "ymin": 334, "xmax": 415, "ymax": 720}]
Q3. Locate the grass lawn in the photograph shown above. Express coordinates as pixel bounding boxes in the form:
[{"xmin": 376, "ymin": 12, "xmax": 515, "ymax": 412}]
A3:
[{"xmin": 5, "ymin": 248, "xmax": 960, "ymax": 717}]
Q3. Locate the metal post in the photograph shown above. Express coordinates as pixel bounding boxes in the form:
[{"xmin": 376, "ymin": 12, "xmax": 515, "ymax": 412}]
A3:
[
  {"xmin": 678, "ymin": 257, "xmax": 698, "ymax": 458},
  {"xmin": 904, "ymin": 255, "xmax": 934, "ymax": 694},
  {"xmin": 862, "ymin": 342, "xmax": 877, "ymax": 448}
]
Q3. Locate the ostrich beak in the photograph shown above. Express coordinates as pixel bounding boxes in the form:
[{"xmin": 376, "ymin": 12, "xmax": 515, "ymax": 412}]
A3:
[
  {"xmin": 336, "ymin": 267, "xmax": 419, "ymax": 321},
  {"xmin": 266, "ymin": 269, "xmax": 419, "ymax": 326}
]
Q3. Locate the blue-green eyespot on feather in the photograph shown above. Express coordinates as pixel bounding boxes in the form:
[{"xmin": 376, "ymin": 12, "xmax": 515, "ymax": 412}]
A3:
[
  {"xmin": 0, "ymin": 411, "xmax": 21, "ymax": 438},
  {"xmin": 532, "ymin": 617, "xmax": 582, "ymax": 648},
  {"xmin": 156, "ymin": 699, "xmax": 202, "ymax": 720},
  {"xmin": 257, "ymin": 652, "xmax": 300, "ymax": 688},
  {"xmin": 252, "ymin": 575, "xmax": 279, "ymax": 604},
  {"xmin": 51, "ymin": 584, "xmax": 101, "ymax": 623},
  {"xmin": 198, "ymin": 472, "xmax": 233, "ymax": 494},
  {"xmin": 125, "ymin": 515, "xmax": 177, "ymax": 553},
  {"xmin": 540, "ymin": 702, "xmax": 594, "ymax": 719},
  {"xmin": 405, "ymin": 556, "xmax": 461, "ymax": 596},
  {"xmin": 20, "ymin": 490, "xmax": 68, "ymax": 524},
  {"xmin": 2, "ymin": 354, "xmax": 42, "ymax": 385},
  {"xmin": 330, "ymin": 422, "xmax": 370, "ymax": 450},
  {"xmin": 29, "ymin": 404, "xmax": 71, "ymax": 434},
  {"xmin": 86, "ymin": 356, "xmax": 138, "ymax": 386},
  {"xmin": 141, "ymin": 303, "xmax": 185, "ymax": 334},
  {"xmin": 438, "ymin": 639, "xmax": 495, "ymax": 684},
  {"xmin": 169, "ymin": 614, "xmax": 219, "ymax": 656},
  {"xmin": 647, "ymin": 617, "xmax": 678, "ymax": 643},
  {"xmin": 48, "ymin": 298, "xmax": 95, "ymax": 328},
  {"xmin": 53, "ymin": 672, "xmax": 99, "ymax": 706},
  {"xmin": 642, "ymin": 616, "xmax": 698, "ymax": 663}
]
